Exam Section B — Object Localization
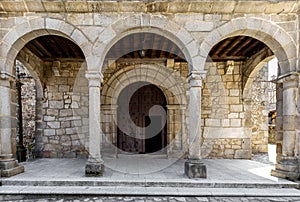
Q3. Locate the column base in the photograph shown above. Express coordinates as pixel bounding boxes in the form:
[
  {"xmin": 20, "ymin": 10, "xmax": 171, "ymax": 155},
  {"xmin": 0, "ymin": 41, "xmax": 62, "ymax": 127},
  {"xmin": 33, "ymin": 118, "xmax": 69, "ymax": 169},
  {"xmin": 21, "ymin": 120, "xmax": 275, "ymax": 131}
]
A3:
[
  {"xmin": 184, "ymin": 159, "xmax": 207, "ymax": 178},
  {"xmin": 271, "ymin": 157, "xmax": 300, "ymax": 181},
  {"xmin": 85, "ymin": 162, "xmax": 104, "ymax": 177},
  {"xmin": 0, "ymin": 154, "xmax": 24, "ymax": 177}
]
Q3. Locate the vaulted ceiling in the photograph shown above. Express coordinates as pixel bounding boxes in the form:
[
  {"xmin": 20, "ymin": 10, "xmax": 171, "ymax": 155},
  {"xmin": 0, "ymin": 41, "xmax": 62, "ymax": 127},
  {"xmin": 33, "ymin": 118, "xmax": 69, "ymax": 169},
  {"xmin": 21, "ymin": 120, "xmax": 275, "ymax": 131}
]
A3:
[{"xmin": 23, "ymin": 34, "xmax": 271, "ymax": 62}]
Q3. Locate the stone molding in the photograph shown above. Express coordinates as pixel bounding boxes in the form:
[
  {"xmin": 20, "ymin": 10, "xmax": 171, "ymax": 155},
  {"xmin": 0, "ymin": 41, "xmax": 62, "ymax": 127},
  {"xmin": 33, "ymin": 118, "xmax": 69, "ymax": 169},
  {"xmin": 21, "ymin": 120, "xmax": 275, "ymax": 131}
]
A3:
[
  {"xmin": 276, "ymin": 72, "xmax": 299, "ymax": 86},
  {"xmin": 188, "ymin": 71, "xmax": 207, "ymax": 87},
  {"xmin": 0, "ymin": 1, "xmax": 297, "ymax": 14},
  {"xmin": 85, "ymin": 71, "xmax": 103, "ymax": 87},
  {"xmin": 0, "ymin": 71, "xmax": 15, "ymax": 81}
]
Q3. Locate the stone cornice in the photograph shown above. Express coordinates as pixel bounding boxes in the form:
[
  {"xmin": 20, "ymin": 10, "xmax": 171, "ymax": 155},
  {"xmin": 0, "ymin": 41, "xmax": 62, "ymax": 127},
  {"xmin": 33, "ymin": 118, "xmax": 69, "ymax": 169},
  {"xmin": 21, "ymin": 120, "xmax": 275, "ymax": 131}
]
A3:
[{"xmin": 0, "ymin": 1, "xmax": 298, "ymax": 14}]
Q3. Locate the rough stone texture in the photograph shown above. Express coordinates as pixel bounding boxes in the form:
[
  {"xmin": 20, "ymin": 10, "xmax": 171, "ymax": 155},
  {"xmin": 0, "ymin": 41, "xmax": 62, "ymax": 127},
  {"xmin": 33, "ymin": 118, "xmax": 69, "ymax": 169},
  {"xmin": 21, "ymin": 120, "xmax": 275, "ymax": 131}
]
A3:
[
  {"xmin": 41, "ymin": 61, "xmax": 89, "ymax": 158},
  {"xmin": 184, "ymin": 159, "xmax": 207, "ymax": 178},
  {"xmin": 0, "ymin": 0, "xmax": 299, "ymax": 179},
  {"xmin": 85, "ymin": 162, "xmax": 104, "ymax": 177},
  {"xmin": 16, "ymin": 61, "xmax": 36, "ymax": 159},
  {"xmin": 3, "ymin": 196, "xmax": 300, "ymax": 202},
  {"xmin": 250, "ymin": 65, "xmax": 269, "ymax": 153}
]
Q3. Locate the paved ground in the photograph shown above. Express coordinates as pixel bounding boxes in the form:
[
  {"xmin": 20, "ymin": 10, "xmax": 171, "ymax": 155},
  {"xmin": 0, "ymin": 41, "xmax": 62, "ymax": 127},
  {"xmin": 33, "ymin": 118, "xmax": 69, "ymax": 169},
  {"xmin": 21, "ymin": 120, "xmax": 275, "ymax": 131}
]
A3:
[
  {"xmin": 2, "ymin": 196, "xmax": 300, "ymax": 202},
  {"xmin": 1, "ymin": 154, "xmax": 299, "ymax": 201}
]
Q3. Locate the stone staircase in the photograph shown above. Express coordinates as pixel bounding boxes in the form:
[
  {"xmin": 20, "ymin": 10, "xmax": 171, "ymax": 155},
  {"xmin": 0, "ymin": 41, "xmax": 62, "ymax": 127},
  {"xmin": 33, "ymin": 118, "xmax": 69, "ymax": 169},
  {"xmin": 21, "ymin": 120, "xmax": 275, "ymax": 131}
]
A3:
[{"xmin": 0, "ymin": 177, "xmax": 300, "ymax": 200}]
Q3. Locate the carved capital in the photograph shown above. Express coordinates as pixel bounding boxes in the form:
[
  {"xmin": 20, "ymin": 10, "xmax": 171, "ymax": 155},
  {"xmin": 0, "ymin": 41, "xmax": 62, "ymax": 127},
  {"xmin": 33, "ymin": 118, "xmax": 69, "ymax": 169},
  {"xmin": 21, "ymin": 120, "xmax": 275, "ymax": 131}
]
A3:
[
  {"xmin": 85, "ymin": 71, "xmax": 103, "ymax": 87},
  {"xmin": 0, "ymin": 71, "xmax": 15, "ymax": 81},
  {"xmin": 276, "ymin": 72, "xmax": 299, "ymax": 87},
  {"xmin": 188, "ymin": 71, "xmax": 207, "ymax": 87}
]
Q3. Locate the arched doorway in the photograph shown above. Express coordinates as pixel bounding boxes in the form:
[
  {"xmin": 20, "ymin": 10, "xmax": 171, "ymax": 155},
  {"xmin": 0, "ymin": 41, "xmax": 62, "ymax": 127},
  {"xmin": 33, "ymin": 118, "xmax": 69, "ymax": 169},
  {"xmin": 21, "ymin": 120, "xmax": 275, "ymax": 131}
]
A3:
[{"xmin": 117, "ymin": 82, "xmax": 167, "ymax": 154}]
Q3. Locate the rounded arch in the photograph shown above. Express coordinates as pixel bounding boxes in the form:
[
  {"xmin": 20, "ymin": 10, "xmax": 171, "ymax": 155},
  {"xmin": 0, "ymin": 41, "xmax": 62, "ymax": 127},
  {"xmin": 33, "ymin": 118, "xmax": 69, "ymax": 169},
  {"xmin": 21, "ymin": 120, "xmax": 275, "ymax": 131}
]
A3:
[
  {"xmin": 199, "ymin": 17, "xmax": 297, "ymax": 74},
  {"xmin": 2, "ymin": 17, "xmax": 92, "ymax": 75},
  {"xmin": 101, "ymin": 63, "xmax": 188, "ymax": 107},
  {"xmin": 243, "ymin": 55, "xmax": 276, "ymax": 101},
  {"xmin": 15, "ymin": 56, "xmax": 43, "ymax": 100},
  {"xmin": 93, "ymin": 14, "xmax": 198, "ymax": 73}
]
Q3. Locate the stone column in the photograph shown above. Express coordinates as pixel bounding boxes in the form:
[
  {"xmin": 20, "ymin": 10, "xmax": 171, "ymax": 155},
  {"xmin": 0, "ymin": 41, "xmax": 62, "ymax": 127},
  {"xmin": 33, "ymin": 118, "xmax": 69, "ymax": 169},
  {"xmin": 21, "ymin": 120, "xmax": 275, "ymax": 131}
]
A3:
[
  {"xmin": 85, "ymin": 71, "xmax": 104, "ymax": 176},
  {"xmin": 271, "ymin": 73, "xmax": 299, "ymax": 180},
  {"xmin": 0, "ymin": 72, "xmax": 24, "ymax": 177},
  {"xmin": 184, "ymin": 71, "xmax": 207, "ymax": 178}
]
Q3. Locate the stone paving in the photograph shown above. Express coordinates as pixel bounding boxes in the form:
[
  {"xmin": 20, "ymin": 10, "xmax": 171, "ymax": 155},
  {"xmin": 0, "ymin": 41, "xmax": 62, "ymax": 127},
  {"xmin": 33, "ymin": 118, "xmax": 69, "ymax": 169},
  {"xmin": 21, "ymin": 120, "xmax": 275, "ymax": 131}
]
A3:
[
  {"xmin": 1, "ymin": 156, "xmax": 300, "ymax": 201},
  {"xmin": 3, "ymin": 196, "xmax": 300, "ymax": 202}
]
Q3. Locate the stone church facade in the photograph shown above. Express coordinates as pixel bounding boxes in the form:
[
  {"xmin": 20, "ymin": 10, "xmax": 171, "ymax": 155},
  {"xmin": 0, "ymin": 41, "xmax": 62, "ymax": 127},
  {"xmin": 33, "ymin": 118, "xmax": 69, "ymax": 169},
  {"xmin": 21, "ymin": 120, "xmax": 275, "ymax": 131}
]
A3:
[{"xmin": 0, "ymin": 0, "xmax": 299, "ymax": 179}]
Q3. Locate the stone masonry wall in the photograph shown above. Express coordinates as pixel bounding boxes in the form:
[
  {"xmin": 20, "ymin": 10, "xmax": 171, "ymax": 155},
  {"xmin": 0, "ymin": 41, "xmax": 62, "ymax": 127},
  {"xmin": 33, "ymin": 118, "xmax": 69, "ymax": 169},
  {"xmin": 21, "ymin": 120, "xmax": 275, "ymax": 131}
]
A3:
[
  {"xmin": 16, "ymin": 61, "xmax": 36, "ymax": 154},
  {"xmin": 250, "ymin": 65, "xmax": 269, "ymax": 153},
  {"xmin": 41, "ymin": 61, "xmax": 89, "ymax": 158},
  {"xmin": 201, "ymin": 61, "xmax": 251, "ymax": 159}
]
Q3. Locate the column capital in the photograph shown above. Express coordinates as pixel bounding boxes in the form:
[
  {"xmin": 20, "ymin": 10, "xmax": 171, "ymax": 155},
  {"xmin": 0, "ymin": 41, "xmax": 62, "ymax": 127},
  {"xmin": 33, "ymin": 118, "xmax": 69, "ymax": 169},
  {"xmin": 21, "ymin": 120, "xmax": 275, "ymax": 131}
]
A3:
[
  {"xmin": 0, "ymin": 71, "xmax": 15, "ymax": 81},
  {"xmin": 85, "ymin": 71, "xmax": 103, "ymax": 87},
  {"xmin": 276, "ymin": 72, "xmax": 299, "ymax": 85},
  {"xmin": 188, "ymin": 71, "xmax": 207, "ymax": 87}
]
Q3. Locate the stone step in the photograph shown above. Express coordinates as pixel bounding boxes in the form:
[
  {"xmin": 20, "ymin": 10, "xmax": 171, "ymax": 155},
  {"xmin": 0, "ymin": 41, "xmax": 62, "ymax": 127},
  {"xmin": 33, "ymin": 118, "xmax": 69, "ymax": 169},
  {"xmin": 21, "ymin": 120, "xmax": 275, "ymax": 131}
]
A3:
[
  {"xmin": 1, "ymin": 179, "xmax": 299, "ymax": 189},
  {"xmin": 0, "ymin": 186, "xmax": 300, "ymax": 198},
  {"xmin": 1, "ymin": 165, "xmax": 25, "ymax": 177}
]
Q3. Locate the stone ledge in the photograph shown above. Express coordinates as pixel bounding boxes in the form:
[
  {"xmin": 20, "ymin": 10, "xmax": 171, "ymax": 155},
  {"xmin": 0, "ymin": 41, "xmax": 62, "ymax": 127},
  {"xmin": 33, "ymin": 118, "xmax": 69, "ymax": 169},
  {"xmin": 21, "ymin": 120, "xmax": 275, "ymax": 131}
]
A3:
[
  {"xmin": 0, "ymin": 1, "xmax": 298, "ymax": 14},
  {"xmin": 271, "ymin": 169, "xmax": 300, "ymax": 181}
]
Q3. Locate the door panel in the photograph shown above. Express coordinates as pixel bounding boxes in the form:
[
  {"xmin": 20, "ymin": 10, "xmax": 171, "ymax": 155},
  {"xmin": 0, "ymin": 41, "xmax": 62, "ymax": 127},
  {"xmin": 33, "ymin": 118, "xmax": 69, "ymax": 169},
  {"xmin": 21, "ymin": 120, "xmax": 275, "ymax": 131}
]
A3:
[{"xmin": 117, "ymin": 82, "xmax": 167, "ymax": 154}]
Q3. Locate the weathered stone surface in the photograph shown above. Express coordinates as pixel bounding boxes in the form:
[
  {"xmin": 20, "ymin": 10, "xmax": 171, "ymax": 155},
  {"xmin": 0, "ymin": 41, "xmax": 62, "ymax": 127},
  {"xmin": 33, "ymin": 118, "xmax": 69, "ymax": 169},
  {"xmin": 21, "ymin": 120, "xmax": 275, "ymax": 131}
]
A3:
[
  {"xmin": 85, "ymin": 162, "xmax": 104, "ymax": 177},
  {"xmin": 184, "ymin": 159, "xmax": 207, "ymax": 178}
]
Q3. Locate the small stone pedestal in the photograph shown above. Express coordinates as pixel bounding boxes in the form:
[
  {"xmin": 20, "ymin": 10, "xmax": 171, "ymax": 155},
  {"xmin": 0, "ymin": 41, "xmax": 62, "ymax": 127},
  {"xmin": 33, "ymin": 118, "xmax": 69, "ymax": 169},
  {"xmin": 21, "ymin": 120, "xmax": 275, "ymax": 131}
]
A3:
[
  {"xmin": 184, "ymin": 159, "xmax": 207, "ymax": 178},
  {"xmin": 85, "ymin": 162, "xmax": 104, "ymax": 177},
  {"xmin": 0, "ymin": 154, "xmax": 24, "ymax": 177},
  {"xmin": 271, "ymin": 157, "xmax": 300, "ymax": 181}
]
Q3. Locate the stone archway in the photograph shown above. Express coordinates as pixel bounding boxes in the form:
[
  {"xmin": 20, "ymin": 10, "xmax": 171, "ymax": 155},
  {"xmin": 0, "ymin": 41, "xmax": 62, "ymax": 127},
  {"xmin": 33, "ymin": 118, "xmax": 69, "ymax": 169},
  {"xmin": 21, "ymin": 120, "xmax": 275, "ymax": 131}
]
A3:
[
  {"xmin": 93, "ymin": 14, "xmax": 198, "ymax": 73},
  {"xmin": 201, "ymin": 17, "xmax": 299, "ymax": 179},
  {"xmin": 101, "ymin": 63, "xmax": 188, "ymax": 158},
  {"xmin": 199, "ymin": 17, "xmax": 296, "ymax": 74}
]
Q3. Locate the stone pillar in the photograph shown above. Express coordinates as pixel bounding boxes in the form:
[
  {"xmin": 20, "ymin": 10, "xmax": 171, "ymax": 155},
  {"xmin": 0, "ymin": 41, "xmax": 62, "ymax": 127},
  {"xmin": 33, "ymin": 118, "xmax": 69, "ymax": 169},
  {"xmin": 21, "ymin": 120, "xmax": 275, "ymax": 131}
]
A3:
[
  {"xmin": 0, "ymin": 72, "xmax": 24, "ymax": 177},
  {"xmin": 184, "ymin": 71, "xmax": 207, "ymax": 178},
  {"xmin": 271, "ymin": 73, "xmax": 299, "ymax": 180},
  {"xmin": 85, "ymin": 71, "xmax": 104, "ymax": 176}
]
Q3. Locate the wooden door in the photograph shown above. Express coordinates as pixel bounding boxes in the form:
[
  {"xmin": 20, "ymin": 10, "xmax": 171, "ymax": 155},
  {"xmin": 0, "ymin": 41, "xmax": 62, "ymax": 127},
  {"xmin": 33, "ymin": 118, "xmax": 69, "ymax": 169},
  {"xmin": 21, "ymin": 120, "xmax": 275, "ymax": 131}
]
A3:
[{"xmin": 117, "ymin": 82, "xmax": 167, "ymax": 153}]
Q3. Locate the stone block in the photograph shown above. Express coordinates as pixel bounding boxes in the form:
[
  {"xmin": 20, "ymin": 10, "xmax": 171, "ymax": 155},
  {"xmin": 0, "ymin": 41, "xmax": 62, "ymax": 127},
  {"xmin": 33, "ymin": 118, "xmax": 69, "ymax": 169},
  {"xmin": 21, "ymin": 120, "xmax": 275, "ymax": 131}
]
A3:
[
  {"xmin": 44, "ymin": 129, "xmax": 56, "ymax": 136},
  {"xmin": 230, "ymin": 105, "xmax": 243, "ymax": 112},
  {"xmin": 47, "ymin": 121, "xmax": 60, "ymax": 129},
  {"xmin": 44, "ymin": 115, "xmax": 55, "ymax": 122},
  {"xmin": 0, "ymin": 159, "xmax": 17, "ymax": 170},
  {"xmin": 230, "ymin": 119, "xmax": 241, "ymax": 127},
  {"xmin": 184, "ymin": 159, "xmax": 207, "ymax": 178},
  {"xmin": 224, "ymin": 149, "xmax": 234, "ymax": 156},
  {"xmin": 234, "ymin": 149, "xmax": 251, "ymax": 159},
  {"xmin": 49, "ymin": 101, "xmax": 64, "ymax": 109},
  {"xmin": 1, "ymin": 165, "xmax": 24, "ymax": 177},
  {"xmin": 85, "ymin": 162, "xmax": 104, "ymax": 177},
  {"xmin": 185, "ymin": 21, "xmax": 214, "ymax": 32}
]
